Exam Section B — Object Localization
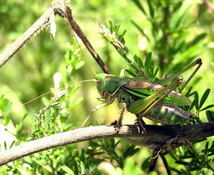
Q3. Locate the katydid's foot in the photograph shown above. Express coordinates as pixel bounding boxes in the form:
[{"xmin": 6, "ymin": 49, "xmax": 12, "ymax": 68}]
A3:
[
  {"xmin": 110, "ymin": 120, "xmax": 122, "ymax": 133},
  {"xmin": 135, "ymin": 114, "xmax": 147, "ymax": 134},
  {"xmin": 110, "ymin": 120, "xmax": 118, "ymax": 125},
  {"xmin": 112, "ymin": 105, "xmax": 126, "ymax": 133}
]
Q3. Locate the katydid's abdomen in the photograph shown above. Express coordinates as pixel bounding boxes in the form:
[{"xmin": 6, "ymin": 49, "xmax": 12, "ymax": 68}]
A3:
[{"xmin": 138, "ymin": 104, "xmax": 193, "ymax": 124}]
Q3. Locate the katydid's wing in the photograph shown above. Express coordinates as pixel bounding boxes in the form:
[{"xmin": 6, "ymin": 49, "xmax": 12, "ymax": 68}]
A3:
[
  {"xmin": 127, "ymin": 92, "xmax": 164, "ymax": 114},
  {"xmin": 124, "ymin": 78, "xmax": 191, "ymax": 106},
  {"xmin": 124, "ymin": 78, "xmax": 157, "ymax": 89}
]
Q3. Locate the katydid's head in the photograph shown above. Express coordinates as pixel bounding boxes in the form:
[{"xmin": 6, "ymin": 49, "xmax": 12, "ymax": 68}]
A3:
[{"xmin": 95, "ymin": 74, "xmax": 107, "ymax": 96}]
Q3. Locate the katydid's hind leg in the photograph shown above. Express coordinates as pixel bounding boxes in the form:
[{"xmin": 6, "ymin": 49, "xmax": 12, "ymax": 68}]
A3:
[
  {"xmin": 80, "ymin": 103, "xmax": 109, "ymax": 127},
  {"xmin": 129, "ymin": 77, "xmax": 182, "ymax": 128},
  {"xmin": 179, "ymin": 58, "xmax": 202, "ymax": 92},
  {"xmin": 160, "ymin": 58, "xmax": 202, "ymax": 92},
  {"xmin": 140, "ymin": 77, "xmax": 183, "ymax": 117}
]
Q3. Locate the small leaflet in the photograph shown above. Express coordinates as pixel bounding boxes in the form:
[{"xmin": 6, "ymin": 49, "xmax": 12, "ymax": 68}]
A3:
[{"xmin": 99, "ymin": 23, "xmax": 124, "ymax": 49}]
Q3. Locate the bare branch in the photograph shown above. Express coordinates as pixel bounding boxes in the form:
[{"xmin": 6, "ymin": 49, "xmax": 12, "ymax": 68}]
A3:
[
  {"xmin": 0, "ymin": 122, "xmax": 213, "ymax": 166},
  {"xmin": 0, "ymin": 8, "xmax": 54, "ymax": 68},
  {"xmin": 65, "ymin": 9, "xmax": 111, "ymax": 74}
]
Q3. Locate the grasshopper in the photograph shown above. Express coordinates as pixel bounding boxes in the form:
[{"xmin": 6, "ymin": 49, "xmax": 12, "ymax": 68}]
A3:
[{"xmin": 81, "ymin": 58, "xmax": 202, "ymax": 126}]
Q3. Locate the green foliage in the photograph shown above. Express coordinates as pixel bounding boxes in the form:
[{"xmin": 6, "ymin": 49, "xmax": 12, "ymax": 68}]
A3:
[
  {"xmin": 0, "ymin": 0, "xmax": 213, "ymax": 174},
  {"xmin": 0, "ymin": 96, "xmax": 11, "ymax": 125},
  {"xmin": 130, "ymin": 0, "xmax": 207, "ymax": 75},
  {"xmin": 100, "ymin": 22, "xmax": 159, "ymax": 82},
  {"xmin": 168, "ymin": 140, "xmax": 214, "ymax": 174}
]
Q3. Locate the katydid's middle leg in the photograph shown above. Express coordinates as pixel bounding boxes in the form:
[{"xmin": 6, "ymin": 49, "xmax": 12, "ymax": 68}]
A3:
[{"xmin": 159, "ymin": 58, "xmax": 202, "ymax": 92}]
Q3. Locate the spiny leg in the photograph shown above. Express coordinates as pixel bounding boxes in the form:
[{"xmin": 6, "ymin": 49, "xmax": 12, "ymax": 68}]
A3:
[
  {"xmin": 131, "ymin": 78, "xmax": 182, "ymax": 133},
  {"xmin": 129, "ymin": 77, "xmax": 183, "ymax": 115},
  {"xmin": 140, "ymin": 77, "xmax": 183, "ymax": 117},
  {"xmin": 80, "ymin": 102, "xmax": 110, "ymax": 127},
  {"xmin": 179, "ymin": 59, "xmax": 202, "ymax": 92},
  {"xmin": 159, "ymin": 58, "xmax": 202, "ymax": 92}
]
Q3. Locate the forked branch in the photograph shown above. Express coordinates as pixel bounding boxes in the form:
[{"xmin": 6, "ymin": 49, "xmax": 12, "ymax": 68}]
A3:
[{"xmin": 0, "ymin": 0, "xmax": 110, "ymax": 73}]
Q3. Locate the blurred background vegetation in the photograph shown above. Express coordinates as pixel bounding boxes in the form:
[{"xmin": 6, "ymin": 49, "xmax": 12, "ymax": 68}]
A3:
[{"xmin": 0, "ymin": 0, "xmax": 213, "ymax": 174}]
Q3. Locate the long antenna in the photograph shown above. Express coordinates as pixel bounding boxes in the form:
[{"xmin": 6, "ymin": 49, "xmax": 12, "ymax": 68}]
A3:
[{"xmin": 23, "ymin": 79, "xmax": 96, "ymax": 105}]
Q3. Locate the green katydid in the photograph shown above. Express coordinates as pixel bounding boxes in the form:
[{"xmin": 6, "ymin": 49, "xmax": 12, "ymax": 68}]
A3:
[
  {"xmin": 22, "ymin": 58, "xmax": 202, "ymax": 126},
  {"xmin": 81, "ymin": 58, "xmax": 202, "ymax": 126}
]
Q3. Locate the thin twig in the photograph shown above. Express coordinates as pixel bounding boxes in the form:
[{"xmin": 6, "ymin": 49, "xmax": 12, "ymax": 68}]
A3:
[
  {"xmin": 148, "ymin": 149, "xmax": 159, "ymax": 172},
  {"xmin": 160, "ymin": 152, "xmax": 171, "ymax": 175},
  {"xmin": 51, "ymin": 0, "xmax": 110, "ymax": 73},
  {"xmin": 64, "ymin": 7, "xmax": 111, "ymax": 74}
]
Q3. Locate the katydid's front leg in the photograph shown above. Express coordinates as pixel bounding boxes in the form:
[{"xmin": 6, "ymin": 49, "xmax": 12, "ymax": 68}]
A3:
[
  {"xmin": 128, "ymin": 77, "xmax": 183, "ymax": 115},
  {"xmin": 80, "ymin": 102, "xmax": 111, "ymax": 127},
  {"xmin": 159, "ymin": 58, "xmax": 202, "ymax": 92},
  {"xmin": 116, "ymin": 103, "xmax": 127, "ymax": 125}
]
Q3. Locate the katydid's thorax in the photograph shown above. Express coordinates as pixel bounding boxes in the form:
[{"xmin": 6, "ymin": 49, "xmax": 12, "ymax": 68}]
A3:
[{"xmin": 96, "ymin": 74, "xmax": 130, "ymax": 103}]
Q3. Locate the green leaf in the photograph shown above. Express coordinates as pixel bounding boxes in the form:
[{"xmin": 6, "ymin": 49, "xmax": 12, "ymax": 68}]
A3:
[
  {"xmin": 141, "ymin": 157, "xmax": 150, "ymax": 170},
  {"xmin": 170, "ymin": 2, "xmax": 192, "ymax": 30},
  {"xmin": 131, "ymin": 0, "xmax": 147, "ymax": 16},
  {"xmin": 191, "ymin": 92, "xmax": 199, "ymax": 110},
  {"xmin": 131, "ymin": 20, "xmax": 149, "ymax": 40},
  {"xmin": 125, "ymin": 69, "xmax": 136, "ymax": 77},
  {"xmin": 184, "ymin": 33, "xmax": 206, "ymax": 50},
  {"xmin": 123, "ymin": 145, "xmax": 140, "ymax": 159},
  {"xmin": 134, "ymin": 55, "xmax": 143, "ymax": 67},
  {"xmin": 0, "ymin": 96, "xmax": 11, "ymax": 114},
  {"xmin": 61, "ymin": 165, "xmax": 74, "ymax": 174},
  {"xmin": 147, "ymin": 0, "xmax": 154, "ymax": 18},
  {"xmin": 199, "ymin": 89, "xmax": 211, "ymax": 109},
  {"xmin": 206, "ymin": 110, "xmax": 214, "ymax": 122},
  {"xmin": 200, "ymin": 104, "xmax": 214, "ymax": 112}
]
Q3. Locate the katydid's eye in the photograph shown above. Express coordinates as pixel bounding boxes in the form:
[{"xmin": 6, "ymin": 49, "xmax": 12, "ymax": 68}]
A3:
[{"xmin": 96, "ymin": 80, "xmax": 100, "ymax": 84}]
